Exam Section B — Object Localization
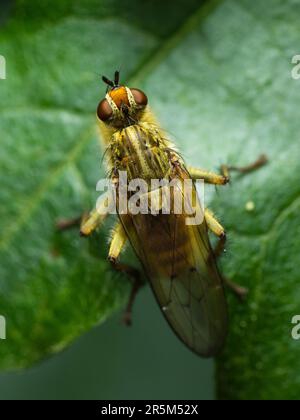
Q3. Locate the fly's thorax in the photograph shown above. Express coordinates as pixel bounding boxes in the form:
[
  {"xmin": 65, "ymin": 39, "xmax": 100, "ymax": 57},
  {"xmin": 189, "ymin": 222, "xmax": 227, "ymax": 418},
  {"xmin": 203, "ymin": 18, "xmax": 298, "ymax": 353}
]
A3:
[{"xmin": 108, "ymin": 124, "xmax": 173, "ymax": 182}]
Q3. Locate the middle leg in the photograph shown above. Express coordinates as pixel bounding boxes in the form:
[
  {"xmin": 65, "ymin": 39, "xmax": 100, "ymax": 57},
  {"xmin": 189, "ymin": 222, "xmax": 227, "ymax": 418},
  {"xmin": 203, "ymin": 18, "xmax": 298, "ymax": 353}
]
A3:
[
  {"xmin": 108, "ymin": 221, "xmax": 143, "ymax": 325},
  {"xmin": 205, "ymin": 209, "xmax": 248, "ymax": 301}
]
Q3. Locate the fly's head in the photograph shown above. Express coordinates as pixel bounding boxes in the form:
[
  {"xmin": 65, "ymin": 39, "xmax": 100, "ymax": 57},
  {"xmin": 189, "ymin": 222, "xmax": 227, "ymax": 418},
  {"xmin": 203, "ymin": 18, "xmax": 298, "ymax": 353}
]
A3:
[{"xmin": 97, "ymin": 70, "xmax": 148, "ymax": 128}]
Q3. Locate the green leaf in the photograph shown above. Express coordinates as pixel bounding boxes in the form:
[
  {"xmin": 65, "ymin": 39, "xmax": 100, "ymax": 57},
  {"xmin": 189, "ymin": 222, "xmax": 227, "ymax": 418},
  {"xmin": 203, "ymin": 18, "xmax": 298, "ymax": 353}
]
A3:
[
  {"xmin": 0, "ymin": 0, "xmax": 299, "ymax": 401},
  {"xmin": 0, "ymin": 0, "xmax": 207, "ymax": 370}
]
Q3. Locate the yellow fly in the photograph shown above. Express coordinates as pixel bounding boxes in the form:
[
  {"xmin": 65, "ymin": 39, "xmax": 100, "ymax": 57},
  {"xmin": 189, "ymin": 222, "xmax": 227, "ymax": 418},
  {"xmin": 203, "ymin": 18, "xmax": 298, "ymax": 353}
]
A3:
[{"xmin": 71, "ymin": 71, "xmax": 267, "ymax": 357}]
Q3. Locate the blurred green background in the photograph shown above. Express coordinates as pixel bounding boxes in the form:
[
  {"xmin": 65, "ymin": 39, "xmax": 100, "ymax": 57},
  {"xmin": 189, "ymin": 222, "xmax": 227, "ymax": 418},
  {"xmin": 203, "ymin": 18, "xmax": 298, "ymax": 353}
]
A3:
[
  {"xmin": 0, "ymin": 288, "xmax": 213, "ymax": 399},
  {"xmin": 1, "ymin": 0, "xmax": 300, "ymax": 400}
]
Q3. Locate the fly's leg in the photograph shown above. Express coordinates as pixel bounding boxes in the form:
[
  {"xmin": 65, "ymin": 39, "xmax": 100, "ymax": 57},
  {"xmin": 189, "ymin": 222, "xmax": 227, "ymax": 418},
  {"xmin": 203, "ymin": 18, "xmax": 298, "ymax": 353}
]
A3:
[
  {"xmin": 188, "ymin": 154, "xmax": 268, "ymax": 185},
  {"xmin": 205, "ymin": 209, "xmax": 227, "ymax": 259},
  {"xmin": 108, "ymin": 221, "xmax": 143, "ymax": 326},
  {"xmin": 56, "ymin": 195, "xmax": 111, "ymax": 236},
  {"xmin": 188, "ymin": 169, "xmax": 229, "ymax": 185},
  {"xmin": 205, "ymin": 209, "xmax": 248, "ymax": 301},
  {"xmin": 80, "ymin": 209, "xmax": 106, "ymax": 237},
  {"xmin": 56, "ymin": 210, "xmax": 106, "ymax": 235},
  {"xmin": 221, "ymin": 154, "xmax": 268, "ymax": 181},
  {"xmin": 56, "ymin": 215, "xmax": 85, "ymax": 231},
  {"xmin": 80, "ymin": 195, "xmax": 113, "ymax": 237},
  {"xmin": 223, "ymin": 278, "xmax": 249, "ymax": 301}
]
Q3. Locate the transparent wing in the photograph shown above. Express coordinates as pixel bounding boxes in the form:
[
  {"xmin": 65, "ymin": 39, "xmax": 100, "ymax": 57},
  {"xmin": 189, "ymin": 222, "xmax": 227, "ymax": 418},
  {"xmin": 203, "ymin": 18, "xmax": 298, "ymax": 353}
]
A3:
[{"xmin": 118, "ymin": 170, "xmax": 228, "ymax": 357}]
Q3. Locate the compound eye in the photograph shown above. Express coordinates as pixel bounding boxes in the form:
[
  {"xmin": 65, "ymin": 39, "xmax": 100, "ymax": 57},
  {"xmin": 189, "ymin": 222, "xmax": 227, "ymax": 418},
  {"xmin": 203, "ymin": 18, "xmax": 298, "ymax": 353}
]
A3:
[
  {"xmin": 130, "ymin": 88, "xmax": 148, "ymax": 106},
  {"xmin": 97, "ymin": 99, "xmax": 113, "ymax": 121}
]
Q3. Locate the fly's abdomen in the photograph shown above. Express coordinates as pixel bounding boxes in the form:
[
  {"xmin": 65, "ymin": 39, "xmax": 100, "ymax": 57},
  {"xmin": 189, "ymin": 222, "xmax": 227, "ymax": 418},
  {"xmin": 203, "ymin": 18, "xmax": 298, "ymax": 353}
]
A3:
[{"xmin": 144, "ymin": 215, "xmax": 193, "ymax": 278}]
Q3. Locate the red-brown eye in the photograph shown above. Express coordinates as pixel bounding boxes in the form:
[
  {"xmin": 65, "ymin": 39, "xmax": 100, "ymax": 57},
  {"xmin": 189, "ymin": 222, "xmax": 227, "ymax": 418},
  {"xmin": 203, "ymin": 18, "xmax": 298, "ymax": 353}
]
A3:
[
  {"xmin": 97, "ymin": 99, "xmax": 113, "ymax": 121},
  {"xmin": 130, "ymin": 88, "xmax": 148, "ymax": 106}
]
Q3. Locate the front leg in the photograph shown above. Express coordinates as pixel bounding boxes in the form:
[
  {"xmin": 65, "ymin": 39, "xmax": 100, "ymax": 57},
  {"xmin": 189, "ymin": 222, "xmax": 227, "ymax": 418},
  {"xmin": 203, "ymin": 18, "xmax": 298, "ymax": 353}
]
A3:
[
  {"xmin": 80, "ymin": 195, "xmax": 112, "ymax": 237},
  {"xmin": 108, "ymin": 221, "xmax": 143, "ymax": 326},
  {"xmin": 205, "ymin": 209, "xmax": 248, "ymax": 301},
  {"xmin": 220, "ymin": 154, "xmax": 268, "ymax": 180},
  {"xmin": 188, "ymin": 168, "xmax": 229, "ymax": 185},
  {"xmin": 188, "ymin": 154, "xmax": 268, "ymax": 185},
  {"xmin": 57, "ymin": 194, "xmax": 112, "ymax": 236}
]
